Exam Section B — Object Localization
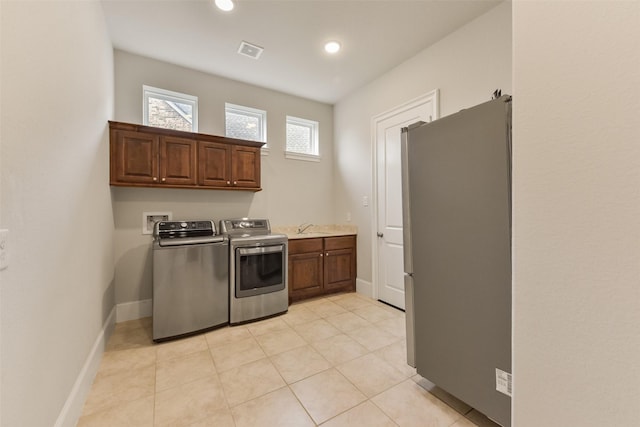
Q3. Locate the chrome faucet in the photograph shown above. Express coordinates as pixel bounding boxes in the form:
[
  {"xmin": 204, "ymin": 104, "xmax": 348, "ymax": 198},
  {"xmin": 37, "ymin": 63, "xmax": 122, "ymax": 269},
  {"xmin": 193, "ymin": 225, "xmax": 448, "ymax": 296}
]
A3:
[{"xmin": 297, "ymin": 223, "xmax": 314, "ymax": 234}]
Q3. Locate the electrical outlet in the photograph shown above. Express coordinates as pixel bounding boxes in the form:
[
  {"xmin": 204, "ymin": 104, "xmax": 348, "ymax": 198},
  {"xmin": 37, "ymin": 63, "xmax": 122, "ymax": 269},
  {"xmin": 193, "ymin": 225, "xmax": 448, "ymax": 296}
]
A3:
[
  {"xmin": 0, "ymin": 229, "xmax": 8, "ymax": 271},
  {"xmin": 142, "ymin": 212, "xmax": 172, "ymax": 235},
  {"xmin": 346, "ymin": 212, "xmax": 351, "ymax": 222}
]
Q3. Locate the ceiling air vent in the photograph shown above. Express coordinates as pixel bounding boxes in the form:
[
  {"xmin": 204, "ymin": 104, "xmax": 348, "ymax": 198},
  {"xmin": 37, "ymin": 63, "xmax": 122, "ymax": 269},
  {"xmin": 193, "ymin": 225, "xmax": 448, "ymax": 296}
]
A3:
[{"xmin": 237, "ymin": 41, "xmax": 264, "ymax": 59}]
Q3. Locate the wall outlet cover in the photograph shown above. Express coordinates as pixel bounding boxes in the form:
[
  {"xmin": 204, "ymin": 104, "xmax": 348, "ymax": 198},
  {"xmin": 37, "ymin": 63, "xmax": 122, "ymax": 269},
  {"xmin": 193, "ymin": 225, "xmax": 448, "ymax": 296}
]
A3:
[{"xmin": 142, "ymin": 212, "xmax": 172, "ymax": 235}]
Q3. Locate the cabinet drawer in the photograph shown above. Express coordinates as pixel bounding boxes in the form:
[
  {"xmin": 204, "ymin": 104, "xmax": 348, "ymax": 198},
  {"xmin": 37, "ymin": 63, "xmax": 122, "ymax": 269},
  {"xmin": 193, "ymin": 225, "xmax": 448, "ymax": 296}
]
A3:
[
  {"xmin": 324, "ymin": 235, "xmax": 356, "ymax": 251},
  {"xmin": 288, "ymin": 238, "xmax": 323, "ymax": 254}
]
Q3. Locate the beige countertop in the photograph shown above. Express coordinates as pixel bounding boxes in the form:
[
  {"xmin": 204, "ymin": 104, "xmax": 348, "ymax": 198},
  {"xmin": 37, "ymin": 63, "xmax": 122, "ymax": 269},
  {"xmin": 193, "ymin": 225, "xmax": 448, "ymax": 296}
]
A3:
[{"xmin": 272, "ymin": 224, "xmax": 357, "ymax": 240}]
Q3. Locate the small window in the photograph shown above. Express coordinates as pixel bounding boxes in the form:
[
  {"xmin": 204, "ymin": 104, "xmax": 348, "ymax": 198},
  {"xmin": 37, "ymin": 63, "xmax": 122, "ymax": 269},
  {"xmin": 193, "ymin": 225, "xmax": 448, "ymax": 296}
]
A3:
[
  {"xmin": 143, "ymin": 85, "xmax": 198, "ymax": 132},
  {"xmin": 225, "ymin": 103, "xmax": 267, "ymax": 149},
  {"xmin": 285, "ymin": 116, "xmax": 319, "ymax": 161}
]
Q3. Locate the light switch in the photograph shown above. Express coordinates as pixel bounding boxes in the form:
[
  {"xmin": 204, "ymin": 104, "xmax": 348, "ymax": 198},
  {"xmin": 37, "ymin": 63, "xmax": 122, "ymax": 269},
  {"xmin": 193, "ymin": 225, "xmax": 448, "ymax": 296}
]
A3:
[
  {"xmin": 362, "ymin": 196, "xmax": 369, "ymax": 207},
  {"xmin": 0, "ymin": 229, "xmax": 8, "ymax": 271}
]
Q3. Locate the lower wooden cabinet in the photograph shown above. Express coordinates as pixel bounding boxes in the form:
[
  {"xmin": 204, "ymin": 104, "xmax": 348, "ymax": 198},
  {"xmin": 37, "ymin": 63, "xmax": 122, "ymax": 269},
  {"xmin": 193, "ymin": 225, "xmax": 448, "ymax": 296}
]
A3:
[{"xmin": 288, "ymin": 235, "xmax": 356, "ymax": 303}]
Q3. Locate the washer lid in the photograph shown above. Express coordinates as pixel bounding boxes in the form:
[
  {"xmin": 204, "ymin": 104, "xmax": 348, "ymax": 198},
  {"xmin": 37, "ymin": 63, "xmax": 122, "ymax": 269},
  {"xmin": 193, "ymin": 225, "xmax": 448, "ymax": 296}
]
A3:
[{"xmin": 154, "ymin": 220, "xmax": 216, "ymax": 239}]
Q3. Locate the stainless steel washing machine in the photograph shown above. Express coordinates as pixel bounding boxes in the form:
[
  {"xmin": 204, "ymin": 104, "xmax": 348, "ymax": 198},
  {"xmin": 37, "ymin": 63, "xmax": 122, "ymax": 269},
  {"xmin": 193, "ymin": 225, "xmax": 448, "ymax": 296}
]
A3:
[{"xmin": 152, "ymin": 220, "xmax": 228, "ymax": 341}]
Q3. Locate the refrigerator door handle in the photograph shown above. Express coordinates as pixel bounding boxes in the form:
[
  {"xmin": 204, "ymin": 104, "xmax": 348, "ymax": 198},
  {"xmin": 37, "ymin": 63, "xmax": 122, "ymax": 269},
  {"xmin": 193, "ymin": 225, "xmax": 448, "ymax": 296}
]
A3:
[{"xmin": 400, "ymin": 127, "xmax": 413, "ymax": 275}]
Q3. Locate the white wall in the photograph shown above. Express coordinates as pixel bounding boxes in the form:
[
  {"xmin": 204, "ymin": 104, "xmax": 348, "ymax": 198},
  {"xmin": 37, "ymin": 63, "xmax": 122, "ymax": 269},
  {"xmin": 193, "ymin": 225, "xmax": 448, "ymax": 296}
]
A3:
[
  {"xmin": 0, "ymin": 2, "xmax": 115, "ymax": 426},
  {"xmin": 334, "ymin": 2, "xmax": 512, "ymax": 287},
  {"xmin": 512, "ymin": 1, "xmax": 640, "ymax": 425},
  {"xmin": 112, "ymin": 51, "xmax": 335, "ymax": 306}
]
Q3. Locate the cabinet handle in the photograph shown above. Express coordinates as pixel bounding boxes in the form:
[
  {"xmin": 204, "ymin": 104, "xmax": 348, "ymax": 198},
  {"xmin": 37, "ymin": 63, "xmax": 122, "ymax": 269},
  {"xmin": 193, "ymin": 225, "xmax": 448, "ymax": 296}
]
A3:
[
  {"xmin": 234, "ymin": 181, "xmax": 238, "ymax": 185},
  {"xmin": 161, "ymin": 177, "xmax": 166, "ymax": 182},
  {"xmin": 326, "ymin": 252, "xmax": 329, "ymax": 257},
  {"xmin": 227, "ymin": 181, "xmax": 231, "ymax": 185},
  {"xmin": 153, "ymin": 177, "xmax": 158, "ymax": 182},
  {"xmin": 320, "ymin": 254, "xmax": 323, "ymax": 257}
]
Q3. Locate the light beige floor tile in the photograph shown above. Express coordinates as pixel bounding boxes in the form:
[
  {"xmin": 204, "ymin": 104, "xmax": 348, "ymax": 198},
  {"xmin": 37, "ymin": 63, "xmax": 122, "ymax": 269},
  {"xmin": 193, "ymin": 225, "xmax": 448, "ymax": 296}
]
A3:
[
  {"xmin": 373, "ymin": 301, "xmax": 406, "ymax": 318},
  {"xmin": 255, "ymin": 328, "xmax": 306, "ymax": 356},
  {"xmin": 218, "ymin": 358, "xmax": 286, "ymax": 407},
  {"xmin": 85, "ymin": 293, "xmax": 479, "ymax": 427},
  {"xmin": 325, "ymin": 312, "xmax": 371, "ymax": 333},
  {"xmin": 305, "ymin": 300, "xmax": 348, "ymax": 318},
  {"xmin": 325, "ymin": 292, "xmax": 351, "ymax": 301},
  {"xmin": 412, "ymin": 376, "xmax": 472, "ymax": 416},
  {"xmin": 231, "ymin": 386, "xmax": 315, "ymax": 427},
  {"xmin": 346, "ymin": 324, "xmax": 401, "ymax": 351},
  {"xmin": 320, "ymin": 401, "xmax": 397, "ymax": 427},
  {"xmin": 270, "ymin": 345, "xmax": 330, "ymax": 383},
  {"xmin": 290, "ymin": 368, "xmax": 366, "ymax": 424},
  {"xmin": 113, "ymin": 317, "xmax": 152, "ymax": 334},
  {"xmin": 336, "ymin": 353, "xmax": 407, "ymax": 397},
  {"xmin": 77, "ymin": 395, "xmax": 154, "ymax": 427},
  {"xmin": 205, "ymin": 325, "xmax": 252, "ymax": 348},
  {"xmin": 331, "ymin": 294, "xmax": 375, "ymax": 311},
  {"xmin": 246, "ymin": 316, "xmax": 290, "ymax": 336},
  {"xmin": 156, "ymin": 334, "xmax": 209, "ymax": 362},
  {"xmin": 352, "ymin": 304, "xmax": 398, "ymax": 323},
  {"xmin": 374, "ymin": 340, "xmax": 417, "ymax": 378},
  {"xmin": 374, "ymin": 316, "xmax": 407, "ymax": 338},
  {"xmin": 82, "ymin": 364, "xmax": 155, "ymax": 416},
  {"xmin": 156, "ymin": 350, "xmax": 216, "ymax": 392},
  {"xmin": 95, "ymin": 346, "xmax": 156, "ymax": 379},
  {"xmin": 154, "ymin": 375, "xmax": 228, "ymax": 427},
  {"xmin": 310, "ymin": 333, "xmax": 369, "ymax": 365},
  {"xmin": 185, "ymin": 408, "xmax": 236, "ymax": 426},
  {"xmin": 294, "ymin": 318, "xmax": 342, "ymax": 343},
  {"xmin": 186, "ymin": 408, "xmax": 236, "ymax": 426},
  {"xmin": 210, "ymin": 337, "xmax": 267, "ymax": 372},
  {"xmin": 106, "ymin": 323, "xmax": 154, "ymax": 352},
  {"xmin": 451, "ymin": 417, "xmax": 479, "ymax": 427},
  {"xmin": 281, "ymin": 306, "xmax": 321, "ymax": 326},
  {"xmin": 371, "ymin": 380, "xmax": 463, "ymax": 427}
]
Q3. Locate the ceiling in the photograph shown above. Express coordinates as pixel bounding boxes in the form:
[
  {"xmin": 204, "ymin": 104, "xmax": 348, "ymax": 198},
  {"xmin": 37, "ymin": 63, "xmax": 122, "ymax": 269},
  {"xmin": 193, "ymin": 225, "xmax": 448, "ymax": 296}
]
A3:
[{"xmin": 101, "ymin": 0, "xmax": 501, "ymax": 104}]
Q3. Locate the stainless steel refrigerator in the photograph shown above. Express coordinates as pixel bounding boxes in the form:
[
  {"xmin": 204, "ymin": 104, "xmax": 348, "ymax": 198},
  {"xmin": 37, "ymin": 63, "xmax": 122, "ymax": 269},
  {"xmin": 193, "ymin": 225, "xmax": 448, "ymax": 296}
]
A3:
[{"xmin": 401, "ymin": 95, "xmax": 512, "ymax": 427}]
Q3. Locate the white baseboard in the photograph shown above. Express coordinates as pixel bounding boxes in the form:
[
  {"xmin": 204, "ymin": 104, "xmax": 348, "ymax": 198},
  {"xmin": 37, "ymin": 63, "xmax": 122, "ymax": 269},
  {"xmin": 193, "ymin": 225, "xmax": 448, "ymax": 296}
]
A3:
[
  {"xmin": 356, "ymin": 278, "xmax": 373, "ymax": 298},
  {"xmin": 116, "ymin": 299, "xmax": 152, "ymax": 322},
  {"xmin": 54, "ymin": 306, "xmax": 116, "ymax": 427}
]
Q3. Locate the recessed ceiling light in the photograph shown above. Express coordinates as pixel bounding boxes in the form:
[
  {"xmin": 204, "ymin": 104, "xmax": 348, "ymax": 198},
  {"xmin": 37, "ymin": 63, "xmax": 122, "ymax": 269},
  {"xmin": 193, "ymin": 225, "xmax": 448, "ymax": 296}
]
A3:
[
  {"xmin": 215, "ymin": 0, "xmax": 234, "ymax": 12},
  {"xmin": 324, "ymin": 41, "xmax": 341, "ymax": 54}
]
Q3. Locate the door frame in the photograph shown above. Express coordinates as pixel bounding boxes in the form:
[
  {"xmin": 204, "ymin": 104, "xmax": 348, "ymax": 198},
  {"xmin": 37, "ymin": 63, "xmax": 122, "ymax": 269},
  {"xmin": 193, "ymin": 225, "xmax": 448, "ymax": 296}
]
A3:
[{"xmin": 371, "ymin": 90, "xmax": 439, "ymax": 302}]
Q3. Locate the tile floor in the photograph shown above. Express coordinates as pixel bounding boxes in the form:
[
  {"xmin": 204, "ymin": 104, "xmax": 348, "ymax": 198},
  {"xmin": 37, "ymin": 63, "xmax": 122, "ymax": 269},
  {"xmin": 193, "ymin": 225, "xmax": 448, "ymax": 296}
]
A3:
[{"xmin": 78, "ymin": 292, "xmax": 500, "ymax": 427}]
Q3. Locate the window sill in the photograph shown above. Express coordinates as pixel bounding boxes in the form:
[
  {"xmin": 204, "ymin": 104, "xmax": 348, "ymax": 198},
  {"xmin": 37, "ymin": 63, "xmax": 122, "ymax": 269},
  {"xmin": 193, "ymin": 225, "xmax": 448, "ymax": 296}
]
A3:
[{"xmin": 285, "ymin": 151, "xmax": 320, "ymax": 162}]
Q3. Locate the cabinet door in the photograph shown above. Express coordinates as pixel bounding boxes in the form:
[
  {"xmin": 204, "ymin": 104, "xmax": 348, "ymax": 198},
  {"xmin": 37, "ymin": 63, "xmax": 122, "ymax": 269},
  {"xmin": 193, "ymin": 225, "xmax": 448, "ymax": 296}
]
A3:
[
  {"xmin": 289, "ymin": 252, "xmax": 324, "ymax": 300},
  {"xmin": 231, "ymin": 145, "xmax": 261, "ymax": 189},
  {"xmin": 324, "ymin": 246, "xmax": 356, "ymax": 291},
  {"xmin": 160, "ymin": 136, "xmax": 197, "ymax": 185},
  {"xmin": 198, "ymin": 141, "xmax": 232, "ymax": 187},
  {"xmin": 113, "ymin": 130, "xmax": 158, "ymax": 184}
]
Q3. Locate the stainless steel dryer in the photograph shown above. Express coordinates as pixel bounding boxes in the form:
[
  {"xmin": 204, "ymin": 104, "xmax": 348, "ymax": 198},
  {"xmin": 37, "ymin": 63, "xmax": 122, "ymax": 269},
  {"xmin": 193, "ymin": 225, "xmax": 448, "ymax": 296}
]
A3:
[
  {"xmin": 152, "ymin": 220, "xmax": 228, "ymax": 341},
  {"xmin": 220, "ymin": 219, "xmax": 288, "ymax": 325}
]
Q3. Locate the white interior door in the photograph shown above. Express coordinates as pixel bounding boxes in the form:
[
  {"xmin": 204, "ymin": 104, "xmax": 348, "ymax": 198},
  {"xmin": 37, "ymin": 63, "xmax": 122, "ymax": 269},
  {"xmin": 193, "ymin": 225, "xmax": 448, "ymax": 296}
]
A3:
[{"xmin": 375, "ymin": 92, "xmax": 438, "ymax": 309}]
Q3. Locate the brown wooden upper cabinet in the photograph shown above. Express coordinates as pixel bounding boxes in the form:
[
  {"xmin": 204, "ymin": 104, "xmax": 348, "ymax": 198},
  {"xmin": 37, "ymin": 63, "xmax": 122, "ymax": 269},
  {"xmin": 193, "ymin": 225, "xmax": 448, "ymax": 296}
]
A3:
[
  {"xmin": 198, "ymin": 142, "xmax": 261, "ymax": 189},
  {"xmin": 109, "ymin": 121, "xmax": 263, "ymax": 191}
]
